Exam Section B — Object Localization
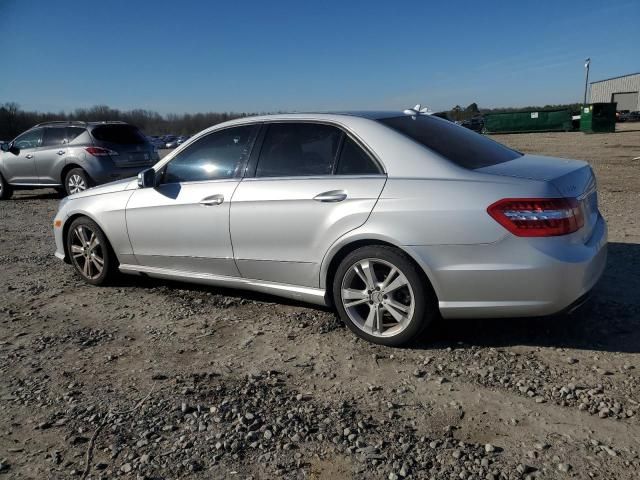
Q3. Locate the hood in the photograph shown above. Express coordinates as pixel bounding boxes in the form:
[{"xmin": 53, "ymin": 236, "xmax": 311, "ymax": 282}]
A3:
[{"xmin": 68, "ymin": 177, "xmax": 137, "ymax": 200}]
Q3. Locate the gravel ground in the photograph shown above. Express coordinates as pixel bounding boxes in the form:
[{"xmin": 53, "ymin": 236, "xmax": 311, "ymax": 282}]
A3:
[{"xmin": 1, "ymin": 125, "xmax": 639, "ymax": 479}]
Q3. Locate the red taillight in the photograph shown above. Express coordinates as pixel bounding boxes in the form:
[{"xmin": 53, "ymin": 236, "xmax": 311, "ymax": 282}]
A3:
[
  {"xmin": 85, "ymin": 146, "xmax": 118, "ymax": 157},
  {"xmin": 487, "ymin": 197, "xmax": 584, "ymax": 237}
]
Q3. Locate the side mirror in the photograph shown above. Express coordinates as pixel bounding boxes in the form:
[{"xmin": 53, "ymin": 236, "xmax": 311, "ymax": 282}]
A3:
[
  {"xmin": 137, "ymin": 168, "xmax": 157, "ymax": 188},
  {"xmin": 0, "ymin": 142, "xmax": 10, "ymax": 152}
]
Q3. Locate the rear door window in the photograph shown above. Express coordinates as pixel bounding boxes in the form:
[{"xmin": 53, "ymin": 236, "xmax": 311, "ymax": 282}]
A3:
[
  {"xmin": 256, "ymin": 123, "xmax": 342, "ymax": 177},
  {"xmin": 378, "ymin": 115, "xmax": 521, "ymax": 169},
  {"xmin": 42, "ymin": 127, "xmax": 67, "ymax": 147},
  {"xmin": 335, "ymin": 137, "xmax": 381, "ymax": 175},
  {"xmin": 66, "ymin": 127, "xmax": 86, "ymax": 143},
  {"xmin": 91, "ymin": 124, "xmax": 147, "ymax": 145}
]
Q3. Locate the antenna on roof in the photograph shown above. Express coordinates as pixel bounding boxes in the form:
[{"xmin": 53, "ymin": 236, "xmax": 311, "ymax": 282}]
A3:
[{"xmin": 403, "ymin": 104, "xmax": 432, "ymax": 117}]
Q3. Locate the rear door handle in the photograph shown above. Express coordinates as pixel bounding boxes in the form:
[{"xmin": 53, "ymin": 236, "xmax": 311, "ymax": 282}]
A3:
[
  {"xmin": 25, "ymin": 154, "xmax": 33, "ymax": 159},
  {"xmin": 199, "ymin": 194, "xmax": 224, "ymax": 206},
  {"xmin": 57, "ymin": 150, "xmax": 65, "ymax": 155},
  {"xmin": 313, "ymin": 190, "xmax": 347, "ymax": 202}
]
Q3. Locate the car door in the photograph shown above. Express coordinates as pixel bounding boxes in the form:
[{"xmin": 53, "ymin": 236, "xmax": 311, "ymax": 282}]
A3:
[
  {"xmin": 37, "ymin": 127, "xmax": 68, "ymax": 185},
  {"xmin": 2, "ymin": 128, "xmax": 42, "ymax": 184},
  {"xmin": 126, "ymin": 124, "xmax": 259, "ymax": 276},
  {"xmin": 230, "ymin": 122, "xmax": 386, "ymax": 288}
]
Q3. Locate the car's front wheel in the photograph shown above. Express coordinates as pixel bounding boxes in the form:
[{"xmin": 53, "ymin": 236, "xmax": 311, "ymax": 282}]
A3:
[
  {"xmin": 333, "ymin": 245, "xmax": 436, "ymax": 346},
  {"xmin": 0, "ymin": 172, "xmax": 13, "ymax": 200},
  {"xmin": 65, "ymin": 168, "xmax": 92, "ymax": 196},
  {"xmin": 66, "ymin": 217, "xmax": 117, "ymax": 285}
]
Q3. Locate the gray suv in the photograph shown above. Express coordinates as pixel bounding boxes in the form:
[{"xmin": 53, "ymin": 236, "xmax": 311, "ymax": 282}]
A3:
[{"xmin": 0, "ymin": 121, "xmax": 159, "ymax": 199}]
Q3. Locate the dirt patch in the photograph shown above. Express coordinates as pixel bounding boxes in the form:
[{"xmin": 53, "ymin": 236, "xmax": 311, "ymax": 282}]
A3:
[{"xmin": 1, "ymin": 128, "xmax": 639, "ymax": 479}]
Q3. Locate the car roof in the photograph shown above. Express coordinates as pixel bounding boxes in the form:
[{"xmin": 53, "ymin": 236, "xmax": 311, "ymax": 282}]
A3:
[{"xmin": 238, "ymin": 111, "xmax": 405, "ymax": 122}]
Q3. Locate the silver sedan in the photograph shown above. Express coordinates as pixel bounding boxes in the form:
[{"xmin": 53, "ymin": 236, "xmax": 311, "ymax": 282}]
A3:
[{"xmin": 53, "ymin": 111, "xmax": 607, "ymax": 346}]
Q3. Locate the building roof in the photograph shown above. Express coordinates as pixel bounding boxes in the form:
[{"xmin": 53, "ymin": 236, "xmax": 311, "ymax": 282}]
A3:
[{"xmin": 590, "ymin": 72, "xmax": 640, "ymax": 84}]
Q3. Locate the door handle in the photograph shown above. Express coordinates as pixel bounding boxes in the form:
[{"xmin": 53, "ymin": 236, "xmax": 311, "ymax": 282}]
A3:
[
  {"xmin": 25, "ymin": 154, "xmax": 33, "ymax": 159},
  {"xmin": 57, "ymin": 150, "xmax": 65, "ymax": 155},
  {"xmin": 313, "ymin": 190, "xmax": 347, "ymax": 202},
  {"xmin": 199, "ymin": 194, "xmax": 224, "ymax": 206}
]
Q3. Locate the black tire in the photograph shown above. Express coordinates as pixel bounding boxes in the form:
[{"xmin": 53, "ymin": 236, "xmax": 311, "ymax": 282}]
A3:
[
  {"xmin": 66, "ymin": 217, "xmax": 117, "ymax": 285},
  {"xmin": 332, "ymin": 245, "xmax": 436, "ymax": 347},
  {"xmin": 64, "ymin": 168, "xmax": 93, "ymax": 196},
  {"xmin": 0, "ymin": 172, "xmax": 13, "ymax": 200}
]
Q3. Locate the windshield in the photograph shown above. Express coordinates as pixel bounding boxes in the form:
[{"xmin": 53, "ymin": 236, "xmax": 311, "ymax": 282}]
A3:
[{"xmin": 378, "ymin": 115, "xmax": 521, "ymax": 169}]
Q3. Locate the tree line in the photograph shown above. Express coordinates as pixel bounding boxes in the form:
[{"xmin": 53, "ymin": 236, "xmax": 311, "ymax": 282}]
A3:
[
  {"xmin": 0, "ymin": 103, "xmax": 253, "ymax": 140},
  {"xmin": 1, "ymin": 101, "xmax": 584, "ymax": 140}
]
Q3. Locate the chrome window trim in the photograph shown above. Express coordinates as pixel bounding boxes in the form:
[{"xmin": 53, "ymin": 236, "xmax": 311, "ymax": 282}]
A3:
[{"xmin": 239, "ymin": 174, "xmax": 387, "ymax": 182}]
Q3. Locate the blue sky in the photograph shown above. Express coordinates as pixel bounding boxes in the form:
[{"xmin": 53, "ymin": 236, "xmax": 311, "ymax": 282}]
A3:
[{"xmin": 1, "ymin": 0, "xmax": 639, "ymax": 114}]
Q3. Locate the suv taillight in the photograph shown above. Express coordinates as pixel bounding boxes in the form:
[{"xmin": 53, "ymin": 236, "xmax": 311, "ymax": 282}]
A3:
[
  {"xmin": 487, "ymin": 198, "xmax": 584, "ymax": 237},
  {"xmin": 85, "ymin": 146, "xmax": 118, "ymax": 157}
]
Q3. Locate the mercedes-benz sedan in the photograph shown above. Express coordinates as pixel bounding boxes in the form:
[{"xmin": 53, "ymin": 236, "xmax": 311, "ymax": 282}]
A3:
[{"xmin": 52, "ymin": 111, "xmax": 607, "ymax": 346}]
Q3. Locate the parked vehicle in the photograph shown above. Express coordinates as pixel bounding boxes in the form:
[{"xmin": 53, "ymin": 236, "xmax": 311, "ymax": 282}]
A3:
[
  {"xmin": 52, "ymin": 111, "xmax": 607, "ymax": 346},
  {"xmin": 163, "ymin": 135, "xmax": 179, "ymax": 148},
  {"xmin": 0, "ymin": 121, "xmax": 159, "ymax": 198},
  {"xmin": 460, "ymin": 116, "xmax": 485, "ymax": 132},
  {"xmin": 616, "ymin": 110, "xmax": 630, "ymax": 122},
  {"xmin": 177, "ymin": 135, "xmax": 191, "ymax": 145},
  {"xmin": 147, "ymin": 136, "xmax": 165, "ymax": 149},
  {"xmin": 620, "ymin": 111, "xmax": 640, "ymax": 122}
]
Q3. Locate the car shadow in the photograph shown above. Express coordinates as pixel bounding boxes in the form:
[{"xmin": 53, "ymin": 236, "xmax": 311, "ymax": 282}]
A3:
[
  {"xmin": 110, "ymin": 242, "xmax": 639, "ymax": 353},
  {"xmin": 11, "ymin": 188, "xmax": 63, "ymax": 200},
  {"xmin": 416, "ymin": 241, "xmax": 640, "ymax": 353}
]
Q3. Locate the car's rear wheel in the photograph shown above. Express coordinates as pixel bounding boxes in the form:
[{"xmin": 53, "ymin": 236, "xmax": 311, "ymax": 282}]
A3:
[
  {"xmin": 65, "ymin": 168, "xmax": 92, "ymax": 195},
  {"xmin": 333, "ymin": 245, "xmax": 436, "ymax": 346},
  {"xmin": 0, "ymin": 173, "xmax": 13, "ymax": 200},
  {"xmin": 66, "ymin": 217, "xmax": 116, "ymax": 285}
]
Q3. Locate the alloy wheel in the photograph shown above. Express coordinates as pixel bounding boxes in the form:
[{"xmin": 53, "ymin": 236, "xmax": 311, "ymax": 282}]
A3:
[
  {"xmin": 340, "ymin": 258, "xmax": 415, "ymax": 338},
  {"xmin": 68, "ymin": 174, "xmax": 87, "ymax": 194},
  {"xmin": 70, "ymin": 225, "xmax": 104, "ymax": 280}
]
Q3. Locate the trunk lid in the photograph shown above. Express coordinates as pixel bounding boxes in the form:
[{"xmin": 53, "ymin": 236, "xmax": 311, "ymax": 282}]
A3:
[{"xmin": 477, "ymin": 154, "xmax": 599, "ymax": 241}]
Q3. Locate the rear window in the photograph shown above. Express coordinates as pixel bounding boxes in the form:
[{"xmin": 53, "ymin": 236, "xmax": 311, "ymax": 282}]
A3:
[
  {"xmin": 378, "ymin": 115, "xmax": 521, "ymax": 169},
  {"xmin": 91, "ymin": 124, "xmax": 146, "ymax": 145}
]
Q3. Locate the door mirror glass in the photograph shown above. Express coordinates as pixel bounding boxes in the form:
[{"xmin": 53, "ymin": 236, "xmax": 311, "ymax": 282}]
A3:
[
  {"xmin": 138, "ymin": 168, "xmax": 156, "ymax": 188},
  {"xmin": 0, "ymin": 142, "xmax": 10, "ymax": 152}
]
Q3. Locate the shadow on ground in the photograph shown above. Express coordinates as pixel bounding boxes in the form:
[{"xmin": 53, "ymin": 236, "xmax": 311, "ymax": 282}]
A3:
[
  {"xmin": 419, "ymin": 241, "xmax": 640, "ymax": 353},
  {"xmin": 109, "ymin": 241, "xmax": 640, "ymax": 353}
]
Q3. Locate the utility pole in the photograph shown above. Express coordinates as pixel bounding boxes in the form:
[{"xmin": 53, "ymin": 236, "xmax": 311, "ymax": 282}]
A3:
[{"xmin": 583, "ymin": 58, "xmax": 591, "ymax": 105}]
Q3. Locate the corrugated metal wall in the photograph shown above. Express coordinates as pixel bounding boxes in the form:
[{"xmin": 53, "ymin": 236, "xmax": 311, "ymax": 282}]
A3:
[{"xmin": 590, "ymin": 73, "xmax": 640, "ymax": 110}]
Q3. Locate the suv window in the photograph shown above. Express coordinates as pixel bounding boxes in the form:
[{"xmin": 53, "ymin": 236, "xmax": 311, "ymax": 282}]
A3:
[
  {"xmin": 336, "ymin": 137, "xmax": 380, "ymax": 175},
  {"xmin": 13, "ymin": 129, "xmax": 43, "ymax": 150},
  {"xmin": 163, "ymin": 125, "xmax": 258, "ymax": 183},
  {"xmin": 42, "ymin": 127, "xmax": 68, "ymax": 147},
  {"xmin": 256, "ymin": 123, "xmax": 342, "ymax": 177},
  {"xmin": 378, "ymin": 115, "xmax": 521, "ymax": 169},
  {"xmin": 91, "ymin": 124, "xmax": 146, "ymax": 145},
  {"xmin": 66, "ymin": 127, "xmax": 86, "ymax": 143}
]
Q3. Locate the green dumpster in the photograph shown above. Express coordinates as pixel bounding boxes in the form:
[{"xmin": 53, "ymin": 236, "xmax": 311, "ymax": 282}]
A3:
[
  {"xmin": 484, "ymin": 109, "xmax": 573, "ymax": 133},
  {"xmin": 580, "ymin": 103, "xmax": 616, "ymax": 133}
]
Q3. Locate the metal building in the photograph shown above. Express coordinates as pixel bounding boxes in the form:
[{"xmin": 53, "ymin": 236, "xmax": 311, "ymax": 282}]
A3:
[{"xmin": 590, "ymin": 73, "xmax": 640, "ymax": 111}]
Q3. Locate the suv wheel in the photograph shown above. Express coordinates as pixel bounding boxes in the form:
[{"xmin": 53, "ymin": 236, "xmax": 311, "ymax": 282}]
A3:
[
  {"xmin": 333, "ymin": 245, "xmax": 436, "ymax": 346},
  {"xmin": 65, "ymin": 168, "xmax": 92, "ymax": 195},
  {"xmin": 0, "ymin": 173, "xmax": 13, "ymax": 200},
  {"xmin": 66, "ymin": 217, "xmax": 117, "ymax": 285}
]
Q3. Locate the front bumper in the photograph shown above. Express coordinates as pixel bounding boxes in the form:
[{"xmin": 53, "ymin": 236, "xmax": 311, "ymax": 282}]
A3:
[{"xmin": 405, "ymin": 214, "xmax": 608, "ymax": 319}]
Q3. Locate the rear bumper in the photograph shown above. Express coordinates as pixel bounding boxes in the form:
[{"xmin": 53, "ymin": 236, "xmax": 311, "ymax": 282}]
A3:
[{"xmin": 405, "ymin": 214, "xmax": 607, "ymax": 319}]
